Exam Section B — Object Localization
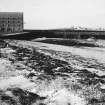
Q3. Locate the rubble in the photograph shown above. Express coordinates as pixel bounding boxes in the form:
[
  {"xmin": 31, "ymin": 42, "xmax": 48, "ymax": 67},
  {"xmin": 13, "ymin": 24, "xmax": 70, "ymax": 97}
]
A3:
[{"xmin": 0, "ymin": 39, "xmax": 105, "ymax": 105}]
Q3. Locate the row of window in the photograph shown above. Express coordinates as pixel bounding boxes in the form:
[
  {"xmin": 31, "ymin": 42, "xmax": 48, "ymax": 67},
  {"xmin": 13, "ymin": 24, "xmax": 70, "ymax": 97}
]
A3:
[
  {"xmin": 0, "ymin": 21, "xmax": 23, "ymax": 24},
  {"xmin": 0, "ymin": 17, "xmax": 22, "ymax": 20},
  {"xmin": 0, "ymin": 24, "xmax": 22, "ymax": 26},
  {"xmin": 0, "ymin": 26, "xmax": 23, "ymax": 28},
  {"xmin": 0, "ymin": 27, "xmax": 23, "ymax": 32}
]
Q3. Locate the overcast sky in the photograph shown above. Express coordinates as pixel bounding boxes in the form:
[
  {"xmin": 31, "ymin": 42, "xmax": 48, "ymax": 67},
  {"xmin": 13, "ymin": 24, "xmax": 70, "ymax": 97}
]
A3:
[{"xmin": 0, "ymin": 0, "xmax": 105, "ymax": 29}]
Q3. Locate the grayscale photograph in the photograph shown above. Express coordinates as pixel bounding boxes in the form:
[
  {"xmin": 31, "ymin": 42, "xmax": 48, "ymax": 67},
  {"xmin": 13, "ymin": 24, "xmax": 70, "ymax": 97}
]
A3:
[{"xmin": 0, "ymin": 0, "xmax": 105, "ymax": 105}]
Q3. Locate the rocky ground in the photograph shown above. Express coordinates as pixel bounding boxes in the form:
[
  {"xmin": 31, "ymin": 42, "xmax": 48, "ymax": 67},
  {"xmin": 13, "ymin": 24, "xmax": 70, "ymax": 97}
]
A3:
[{"xmin": 0, "ymin": 39, "xmax": 105, "ymax": 105}]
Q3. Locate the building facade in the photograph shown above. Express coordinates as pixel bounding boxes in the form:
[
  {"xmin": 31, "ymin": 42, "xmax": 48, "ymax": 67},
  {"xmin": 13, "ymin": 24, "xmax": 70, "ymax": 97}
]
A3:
[{"xmin": 0, "ymin": 12, "xmax": 23, "ymax": 33}]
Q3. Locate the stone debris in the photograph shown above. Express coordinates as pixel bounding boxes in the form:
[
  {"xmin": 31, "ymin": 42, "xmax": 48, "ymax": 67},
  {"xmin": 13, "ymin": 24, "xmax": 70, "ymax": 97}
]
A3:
[{"xmin": 0, "ymin": 39, "xmax": 105, "ymax": 105}]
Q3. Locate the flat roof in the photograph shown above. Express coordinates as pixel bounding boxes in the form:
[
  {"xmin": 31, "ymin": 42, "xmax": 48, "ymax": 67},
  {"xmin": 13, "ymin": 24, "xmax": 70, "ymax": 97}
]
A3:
[
  {"xmin": 0, "ymin": 12, "xmax": 23, "ymax": 17},
  {"xmin": 0, "ymin": 12, "xmax": 23, "ymax": 14}
]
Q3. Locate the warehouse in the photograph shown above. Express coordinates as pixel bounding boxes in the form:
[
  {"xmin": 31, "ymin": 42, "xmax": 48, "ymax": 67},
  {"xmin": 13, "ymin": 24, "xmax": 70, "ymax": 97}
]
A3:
[{"xmin": 0, "ymin": 12, "xmax": 23, "ymax": 33}]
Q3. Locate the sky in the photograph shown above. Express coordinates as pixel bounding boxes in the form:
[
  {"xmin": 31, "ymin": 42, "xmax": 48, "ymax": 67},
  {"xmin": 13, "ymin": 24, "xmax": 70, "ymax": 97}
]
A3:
[{"xmin": 0, "ymin": 0, "xmax": 105, "ymax": 29}]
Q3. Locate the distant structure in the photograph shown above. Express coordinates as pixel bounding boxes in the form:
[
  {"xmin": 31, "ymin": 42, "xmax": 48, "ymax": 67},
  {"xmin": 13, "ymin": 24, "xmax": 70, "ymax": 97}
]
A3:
[
  {"xmin": 52, "ymin": 29, "xmax": 105, "ymax": 39},
  {"xmin": 0, "ymin": 12, "xmax": 23, "ymax": 33}
]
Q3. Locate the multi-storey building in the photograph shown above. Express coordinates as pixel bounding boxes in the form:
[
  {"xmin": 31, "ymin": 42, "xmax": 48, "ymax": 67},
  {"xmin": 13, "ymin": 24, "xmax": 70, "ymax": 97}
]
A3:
[{"xmin": 0, "ymin": 12, "xmax": 23, "ymax": 33}]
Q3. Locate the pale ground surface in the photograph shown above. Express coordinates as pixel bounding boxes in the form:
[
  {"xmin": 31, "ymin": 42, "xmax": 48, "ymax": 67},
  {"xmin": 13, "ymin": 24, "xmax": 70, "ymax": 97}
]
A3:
[
  {"xmin": 17, "ymin": 40, "xmax": 105, "ymax": 64},
  {"xmin": 1, "ymin": 39, "xmax": 105, "ymax": 105}
]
